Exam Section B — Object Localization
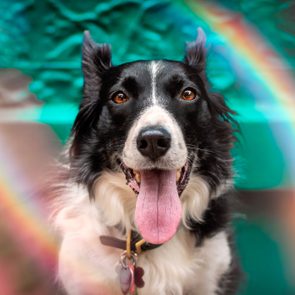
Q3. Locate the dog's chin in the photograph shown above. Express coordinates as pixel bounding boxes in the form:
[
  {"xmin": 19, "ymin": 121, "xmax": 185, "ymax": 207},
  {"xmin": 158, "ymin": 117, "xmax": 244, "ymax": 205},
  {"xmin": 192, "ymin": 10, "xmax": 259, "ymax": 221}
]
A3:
[{"xmin": 118, "ymin": 159, "xmax": 192, "ymax": 245}]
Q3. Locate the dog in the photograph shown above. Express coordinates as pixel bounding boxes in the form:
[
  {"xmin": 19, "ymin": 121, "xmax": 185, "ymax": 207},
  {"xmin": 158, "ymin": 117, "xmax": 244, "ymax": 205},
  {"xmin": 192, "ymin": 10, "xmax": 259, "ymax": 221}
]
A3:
[{"xmin": 51, "ymin": 28, "xmax": 242, "ymax": 295}]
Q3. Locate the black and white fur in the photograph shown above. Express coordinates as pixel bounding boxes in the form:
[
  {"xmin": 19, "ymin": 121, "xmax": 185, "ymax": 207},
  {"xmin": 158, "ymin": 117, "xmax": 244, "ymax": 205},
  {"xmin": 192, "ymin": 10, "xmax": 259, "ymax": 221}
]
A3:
[{"xmin": 52, "ymin": 28, "xmax": 241, "ymax": 295}]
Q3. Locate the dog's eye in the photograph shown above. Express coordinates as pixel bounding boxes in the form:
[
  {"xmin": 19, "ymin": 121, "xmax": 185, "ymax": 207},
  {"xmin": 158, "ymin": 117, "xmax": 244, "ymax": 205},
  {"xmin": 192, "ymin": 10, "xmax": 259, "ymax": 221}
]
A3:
[
  {"xmin": 112, "ymin": 92, "xmax": 129, "ymax": 104},
  {"xmin": 181, "ymin": 88, "xmax": 197, "ymax": 101}
]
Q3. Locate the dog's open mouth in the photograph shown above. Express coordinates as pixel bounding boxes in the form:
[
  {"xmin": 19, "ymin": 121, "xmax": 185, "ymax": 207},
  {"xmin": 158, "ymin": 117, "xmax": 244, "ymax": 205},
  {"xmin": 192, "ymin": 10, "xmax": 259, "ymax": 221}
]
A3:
[
  {"xmin": 119, "ymin": 161, "xmax": 192, "ymax": 245},
  {"xmin": 121, "ymin": 163, "xmax": 191, "ymax": 196}
]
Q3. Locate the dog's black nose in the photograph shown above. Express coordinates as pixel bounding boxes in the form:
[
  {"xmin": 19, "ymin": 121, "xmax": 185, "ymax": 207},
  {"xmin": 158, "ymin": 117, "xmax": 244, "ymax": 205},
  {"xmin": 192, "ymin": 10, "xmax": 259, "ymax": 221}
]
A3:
[{"xmin": 137, "ymin": 127, "xmax": 171, "ymax": 160}]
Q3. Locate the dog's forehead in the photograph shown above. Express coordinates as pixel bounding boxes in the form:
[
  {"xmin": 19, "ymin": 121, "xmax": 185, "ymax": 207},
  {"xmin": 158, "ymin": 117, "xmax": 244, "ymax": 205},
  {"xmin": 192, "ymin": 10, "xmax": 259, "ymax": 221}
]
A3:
[{"xmin": 119, "ymin": 60, "xmax": 188, "ymax": 85}]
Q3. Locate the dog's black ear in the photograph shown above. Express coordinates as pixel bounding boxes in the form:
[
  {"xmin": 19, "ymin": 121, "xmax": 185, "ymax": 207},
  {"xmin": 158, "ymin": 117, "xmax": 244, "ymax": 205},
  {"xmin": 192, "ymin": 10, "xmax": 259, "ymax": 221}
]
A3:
[
  {"xmin": 70, "ymin": 32, "xmax": 112, "ymax": 158},
  {"xmin": 82, "ymin": 31, "xmax": 112, "ymax": 100},
  {"xmin": 184, "ymin": 28, "xmax": 206, "ymax": 71}
]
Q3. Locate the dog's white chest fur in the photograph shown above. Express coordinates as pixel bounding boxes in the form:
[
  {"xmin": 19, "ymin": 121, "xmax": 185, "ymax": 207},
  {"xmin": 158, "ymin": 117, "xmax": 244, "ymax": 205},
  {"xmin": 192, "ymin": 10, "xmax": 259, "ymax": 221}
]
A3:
[{"xmin": 53, "ymin": 174, "xmax": 231, "ymax": 295}]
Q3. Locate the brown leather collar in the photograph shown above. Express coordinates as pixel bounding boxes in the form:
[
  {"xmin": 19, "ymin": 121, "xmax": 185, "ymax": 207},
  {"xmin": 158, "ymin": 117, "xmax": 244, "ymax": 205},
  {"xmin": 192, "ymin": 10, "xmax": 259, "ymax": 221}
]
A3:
[{"xmin": 100, "ymin": 230, "xmax": 161, "ymax": 253}]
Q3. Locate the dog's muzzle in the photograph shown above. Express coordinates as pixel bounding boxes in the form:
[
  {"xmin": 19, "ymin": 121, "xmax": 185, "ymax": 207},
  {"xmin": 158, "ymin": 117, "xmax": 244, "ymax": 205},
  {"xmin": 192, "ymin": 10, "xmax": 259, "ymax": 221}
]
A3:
[{"xmin": 120, "ymin": 107, "xmax": 190, "ymax": 245}]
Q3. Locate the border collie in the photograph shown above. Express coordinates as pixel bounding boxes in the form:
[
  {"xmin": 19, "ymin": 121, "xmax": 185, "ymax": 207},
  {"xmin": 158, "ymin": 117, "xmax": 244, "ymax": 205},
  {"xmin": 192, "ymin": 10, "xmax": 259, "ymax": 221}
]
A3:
[{"xmin": 51, "ymin": 28, "xmax": 241, "ymax": 295}]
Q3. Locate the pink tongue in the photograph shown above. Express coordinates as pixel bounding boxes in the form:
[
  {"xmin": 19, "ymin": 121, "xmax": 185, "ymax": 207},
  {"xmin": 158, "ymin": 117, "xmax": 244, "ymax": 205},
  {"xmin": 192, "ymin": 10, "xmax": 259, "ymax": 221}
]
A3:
[{"xmin": 135, "ymin": 170, "xmax": 182, "ymax": 244}]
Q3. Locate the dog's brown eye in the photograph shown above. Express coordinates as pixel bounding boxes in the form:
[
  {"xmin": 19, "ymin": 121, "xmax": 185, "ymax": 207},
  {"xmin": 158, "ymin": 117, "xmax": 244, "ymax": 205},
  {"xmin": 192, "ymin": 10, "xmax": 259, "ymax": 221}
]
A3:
[
  {"xmin": 181, "ymin": 88, "xmax": 197, "ymax": 101},
  {"xmin": 112, "ymin": 92, "xmax": 129, "ymax": 104}
]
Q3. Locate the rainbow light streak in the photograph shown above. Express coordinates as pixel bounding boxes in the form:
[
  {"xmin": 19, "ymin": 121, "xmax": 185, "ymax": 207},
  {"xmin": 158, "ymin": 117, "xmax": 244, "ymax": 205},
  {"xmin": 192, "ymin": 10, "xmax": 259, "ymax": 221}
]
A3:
[
  {"xmin": 0, "ymin": 139, "xmax": 58, "ymax": 273},
  {"xmin": 184, "ymin": 1, "xmax": 295, "ymax": 115},
  {"xmin": 0, "ymin": 138, "xmax": 110, "ymax": 284},
  {"xmin": 183, "ymin": 0, "xmax": 295, "ymax": 185},
  {"xmin": 0, "ymin": 178, "xmax": 57, "ymax": 268}
]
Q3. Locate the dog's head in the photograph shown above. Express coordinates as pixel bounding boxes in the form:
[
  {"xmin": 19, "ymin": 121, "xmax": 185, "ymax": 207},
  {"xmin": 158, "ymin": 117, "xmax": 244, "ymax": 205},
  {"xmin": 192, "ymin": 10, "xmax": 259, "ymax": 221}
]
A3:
[{"xmin": 69, "ymin": 29, "xmax": 235, "ymax": 244}]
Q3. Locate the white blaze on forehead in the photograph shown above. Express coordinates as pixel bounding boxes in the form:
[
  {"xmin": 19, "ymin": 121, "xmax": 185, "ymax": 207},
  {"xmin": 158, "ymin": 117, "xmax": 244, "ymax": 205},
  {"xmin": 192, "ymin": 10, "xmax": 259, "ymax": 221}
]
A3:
[
  {"xmin": 136, "ymin": 105, "xmax": 174, "ymax": 126},
  {"xmin": 150, "ymin": 61, "xmax": 161, "ymax": 104}
]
